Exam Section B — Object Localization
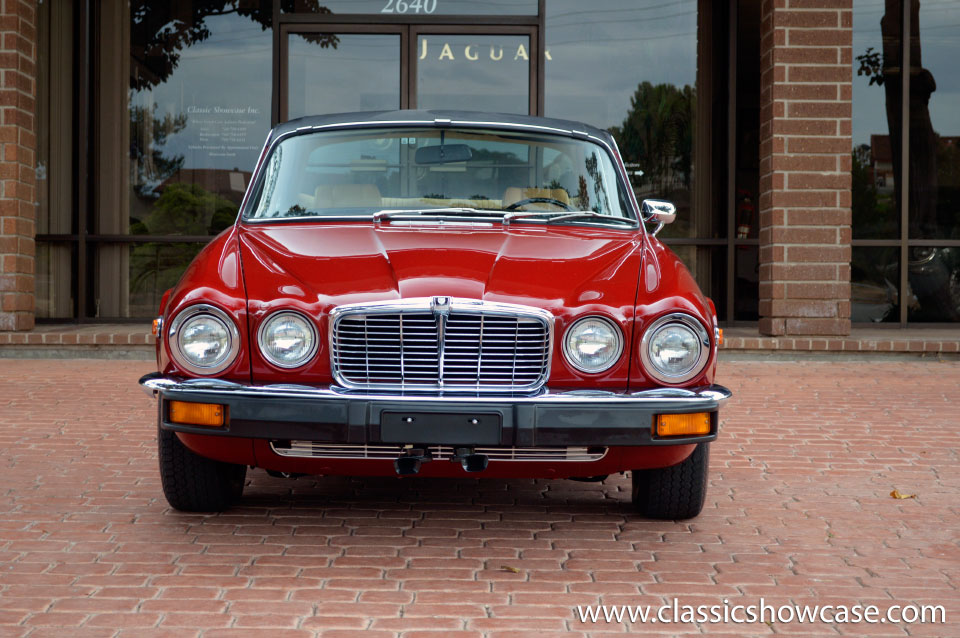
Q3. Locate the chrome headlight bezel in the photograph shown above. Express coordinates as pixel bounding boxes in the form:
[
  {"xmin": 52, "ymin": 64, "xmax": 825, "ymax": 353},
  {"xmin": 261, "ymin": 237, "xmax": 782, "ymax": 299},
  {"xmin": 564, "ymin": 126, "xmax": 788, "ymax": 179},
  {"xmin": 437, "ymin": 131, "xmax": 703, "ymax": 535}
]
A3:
[
  {"xmin": 257, "ymin": 310, "xmax": 319, "ymax": 369},
  {"xmin": 167, "ymin": 304, "xmax": 240, "ymax": 375},
  {"xmin": 562, "ymin": 316, "xmax": 624, "ymax": 374},
  {"xmin": 640, "ymin": 313, "xmax": 711, "ymax": 384}
]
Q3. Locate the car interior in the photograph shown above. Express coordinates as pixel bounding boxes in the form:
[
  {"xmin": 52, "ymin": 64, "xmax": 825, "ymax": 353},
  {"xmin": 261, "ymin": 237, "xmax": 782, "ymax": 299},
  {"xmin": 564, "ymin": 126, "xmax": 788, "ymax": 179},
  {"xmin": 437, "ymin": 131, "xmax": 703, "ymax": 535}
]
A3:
[{"xmin": 251, "ymin": 128, "xmax": 630, "ymax": 219}]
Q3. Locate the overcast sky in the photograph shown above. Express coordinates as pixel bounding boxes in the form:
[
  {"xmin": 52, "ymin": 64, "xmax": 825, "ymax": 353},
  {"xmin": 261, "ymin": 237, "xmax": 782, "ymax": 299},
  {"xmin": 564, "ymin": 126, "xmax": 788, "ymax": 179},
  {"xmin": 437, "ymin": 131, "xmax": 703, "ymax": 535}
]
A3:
[{"xmin": 852, "ymin": 0, "xmax": 960, "ymax": 148}]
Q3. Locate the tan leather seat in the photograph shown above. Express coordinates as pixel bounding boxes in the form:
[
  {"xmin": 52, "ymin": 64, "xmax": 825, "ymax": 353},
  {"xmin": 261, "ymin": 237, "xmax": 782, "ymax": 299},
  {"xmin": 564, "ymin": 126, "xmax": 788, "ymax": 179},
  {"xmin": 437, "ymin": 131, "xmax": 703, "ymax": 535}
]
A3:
[
  {"xmin": 315, "ymin": 184, "xmax": 382, "ymax": 208},
  {"xmin": 314, "ymin": 185, "xmax": 333, "ymax": 208},
  {"xmin": 502, "ymin": 187, "xmax": 571, "ymax": 209}
]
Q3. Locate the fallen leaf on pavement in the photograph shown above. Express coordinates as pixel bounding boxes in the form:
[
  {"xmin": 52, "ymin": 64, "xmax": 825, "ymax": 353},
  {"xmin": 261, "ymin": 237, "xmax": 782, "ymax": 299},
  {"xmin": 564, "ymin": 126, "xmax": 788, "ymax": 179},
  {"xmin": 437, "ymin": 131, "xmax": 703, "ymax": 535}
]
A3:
[
  {"xmin": 501, "ymin": 565, "xmax": 521, "ymax": 573},
  {"xmin": 890, "ymin": 489, "xmax": 916, "ymax": 499}
]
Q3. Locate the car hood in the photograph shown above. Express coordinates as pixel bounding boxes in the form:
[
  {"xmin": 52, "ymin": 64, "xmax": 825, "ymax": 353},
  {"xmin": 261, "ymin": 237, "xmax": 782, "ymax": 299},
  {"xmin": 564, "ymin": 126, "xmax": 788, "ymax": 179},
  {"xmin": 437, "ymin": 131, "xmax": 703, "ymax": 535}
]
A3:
[
  {"xmin": 238, "ymin": 222, "xmax": 644, "ymax": 314},
  {"xmin": 237, "ymin": 221, "xmax": 647, "ymax": 386}
]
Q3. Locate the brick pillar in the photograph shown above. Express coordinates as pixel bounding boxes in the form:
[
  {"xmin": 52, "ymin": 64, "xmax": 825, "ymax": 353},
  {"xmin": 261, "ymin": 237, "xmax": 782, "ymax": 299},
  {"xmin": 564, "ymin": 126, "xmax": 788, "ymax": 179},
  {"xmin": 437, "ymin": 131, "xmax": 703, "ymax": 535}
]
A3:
[
  {"xmin": 757, "ymin": 0, "xmax": 852, "ymax": 336},
  {"xmin": 0, "ymin": 0, "xmax": 37, "ymax": 332}
]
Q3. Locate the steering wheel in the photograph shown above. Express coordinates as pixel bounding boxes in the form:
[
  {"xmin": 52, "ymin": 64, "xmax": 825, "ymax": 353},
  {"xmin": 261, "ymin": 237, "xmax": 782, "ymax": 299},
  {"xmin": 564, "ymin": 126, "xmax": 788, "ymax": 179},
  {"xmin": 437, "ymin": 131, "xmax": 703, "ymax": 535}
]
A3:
[{"xmin": 503, "ymin": 197, "xmax": 574, "ymax": 212}]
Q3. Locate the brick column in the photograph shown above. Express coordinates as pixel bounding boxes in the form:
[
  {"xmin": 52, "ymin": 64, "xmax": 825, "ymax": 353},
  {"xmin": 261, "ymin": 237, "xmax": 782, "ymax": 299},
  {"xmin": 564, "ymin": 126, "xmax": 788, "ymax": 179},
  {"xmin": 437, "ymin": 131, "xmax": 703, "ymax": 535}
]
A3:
[
  {"xmin": 757, "ymin": 0, "xmax": 852, "ymax": 336},
  {"xmin": 0, "ymin": 0, "xmax": 37, "ymax": 332}
]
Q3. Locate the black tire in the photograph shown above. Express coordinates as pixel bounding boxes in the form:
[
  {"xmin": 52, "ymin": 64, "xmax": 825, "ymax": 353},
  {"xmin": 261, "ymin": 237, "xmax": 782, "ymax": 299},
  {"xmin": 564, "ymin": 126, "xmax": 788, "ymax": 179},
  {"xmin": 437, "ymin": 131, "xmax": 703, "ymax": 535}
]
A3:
[
  {"xmin": 157, "ymin": 425, "xmax": 246, "ymax": 512},
  {"xmin": 630, "ymin": 443, "xmax": 709, "ymax": 520}
]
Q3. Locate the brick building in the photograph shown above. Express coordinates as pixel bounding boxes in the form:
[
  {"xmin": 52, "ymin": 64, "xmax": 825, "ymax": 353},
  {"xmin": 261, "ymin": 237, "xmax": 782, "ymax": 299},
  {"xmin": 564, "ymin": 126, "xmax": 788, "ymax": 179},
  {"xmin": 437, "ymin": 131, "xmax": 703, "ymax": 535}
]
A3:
[
  {"xmin": 0, "ymin": 0, "xmax": 36, "ymax": 331},
  {"xmin": 0, "ymin": 0, "xmax": 958, "ymax": 343}
]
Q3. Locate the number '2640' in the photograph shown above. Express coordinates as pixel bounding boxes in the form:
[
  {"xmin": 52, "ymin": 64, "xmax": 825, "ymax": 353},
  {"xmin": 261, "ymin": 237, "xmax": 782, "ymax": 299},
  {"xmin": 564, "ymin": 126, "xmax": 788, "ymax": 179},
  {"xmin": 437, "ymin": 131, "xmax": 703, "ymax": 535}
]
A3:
[{"xmin": 382, "ymin": 0, "xmax": 438, "ymax": 13}]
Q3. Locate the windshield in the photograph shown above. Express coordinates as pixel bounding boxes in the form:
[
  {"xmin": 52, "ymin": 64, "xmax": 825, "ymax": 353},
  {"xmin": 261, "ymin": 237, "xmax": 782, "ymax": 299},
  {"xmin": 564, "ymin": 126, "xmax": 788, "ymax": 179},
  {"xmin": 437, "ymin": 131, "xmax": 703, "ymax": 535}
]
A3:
[{"xmin": 246, "ymin": 127, "xmax": 633, "ymax": 222}]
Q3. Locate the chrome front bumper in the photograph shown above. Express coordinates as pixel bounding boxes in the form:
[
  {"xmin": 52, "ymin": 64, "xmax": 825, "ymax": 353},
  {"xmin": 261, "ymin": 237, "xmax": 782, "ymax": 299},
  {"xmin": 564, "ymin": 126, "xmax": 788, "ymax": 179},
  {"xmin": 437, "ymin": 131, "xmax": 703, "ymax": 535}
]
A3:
[{"xmin": 139, "ymin": 373, "xmax": 731, "ymax": 447}]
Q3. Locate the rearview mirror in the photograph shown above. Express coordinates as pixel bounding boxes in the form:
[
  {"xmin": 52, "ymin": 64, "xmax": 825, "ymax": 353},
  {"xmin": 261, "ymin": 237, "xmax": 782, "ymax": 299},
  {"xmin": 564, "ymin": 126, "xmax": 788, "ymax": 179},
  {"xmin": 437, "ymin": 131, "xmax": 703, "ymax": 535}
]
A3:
[
  {"xmin": 640, "ymin": 199, "xmax": 676, "ymax": 236},
  {"xmin": 415, "ymin": 143, "xmax": 473, "ymax": 165}
]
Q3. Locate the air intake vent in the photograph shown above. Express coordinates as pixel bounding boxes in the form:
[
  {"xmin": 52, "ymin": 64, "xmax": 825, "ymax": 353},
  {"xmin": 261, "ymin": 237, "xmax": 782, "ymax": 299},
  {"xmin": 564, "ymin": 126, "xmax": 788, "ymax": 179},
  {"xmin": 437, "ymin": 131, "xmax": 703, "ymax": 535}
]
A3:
[{"xmin": 330, "ymin": 297, "xmax": 553, "ymax": 392}]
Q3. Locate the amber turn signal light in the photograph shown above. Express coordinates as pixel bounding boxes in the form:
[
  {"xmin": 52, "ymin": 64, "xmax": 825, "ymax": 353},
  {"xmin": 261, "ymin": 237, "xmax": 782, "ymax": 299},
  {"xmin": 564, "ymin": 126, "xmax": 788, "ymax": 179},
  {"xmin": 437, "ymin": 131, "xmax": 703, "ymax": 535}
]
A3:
[
  {"xmin": 655, "ymin": 413, "xmax": 711, "ymax": 437},
  {"xmin": 168, "ymin": 401, "xmax": 226, "ymax": 427}
]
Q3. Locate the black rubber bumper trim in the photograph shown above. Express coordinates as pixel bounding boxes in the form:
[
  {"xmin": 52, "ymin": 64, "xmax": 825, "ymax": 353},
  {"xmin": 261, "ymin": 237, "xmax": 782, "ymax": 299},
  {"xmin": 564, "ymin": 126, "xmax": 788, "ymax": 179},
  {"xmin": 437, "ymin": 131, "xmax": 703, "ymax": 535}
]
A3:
[{"xmin": 156, "ymin": 389, "xmax": 719, "ymax": 447}]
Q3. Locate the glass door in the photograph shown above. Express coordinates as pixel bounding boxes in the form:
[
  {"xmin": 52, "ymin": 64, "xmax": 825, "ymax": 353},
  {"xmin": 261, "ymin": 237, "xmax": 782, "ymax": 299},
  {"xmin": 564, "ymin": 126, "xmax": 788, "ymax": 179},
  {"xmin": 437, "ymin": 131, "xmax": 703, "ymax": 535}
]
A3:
[
  {"xmin": 411, "ymin": 27, "xmax": 537, "ymax": 114},
  {"xmin": 278, "ymin": 24, "xmax": 538, "ymax": 122},
  {"xmin": 280, "ymin": 25, "xmax": 409, "ymax": 121}
]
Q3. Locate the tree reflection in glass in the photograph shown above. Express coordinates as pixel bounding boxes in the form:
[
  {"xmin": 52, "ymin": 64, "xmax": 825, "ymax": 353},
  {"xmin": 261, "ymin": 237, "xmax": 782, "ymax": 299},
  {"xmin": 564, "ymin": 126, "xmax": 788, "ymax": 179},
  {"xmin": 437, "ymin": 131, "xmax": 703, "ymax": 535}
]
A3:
[
  {"xmin": 127, "ymin": 1, "xmax": 306, "ymax": 314},
  {"xmin": 611, "ymin": 82, "xmax": 695, "ymax": 237},
  {"xmin": 853, "ymin": 0, "xmax": 960, "ymax": 321}
]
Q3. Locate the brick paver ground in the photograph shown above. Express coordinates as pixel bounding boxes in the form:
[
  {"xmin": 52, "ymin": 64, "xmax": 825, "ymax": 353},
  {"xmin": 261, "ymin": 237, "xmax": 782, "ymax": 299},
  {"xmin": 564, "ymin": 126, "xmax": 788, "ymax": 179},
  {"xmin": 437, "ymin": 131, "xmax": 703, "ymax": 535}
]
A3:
[{"xmin": 0, "ymin": 359, "xmax": 957, "ymax": 637}]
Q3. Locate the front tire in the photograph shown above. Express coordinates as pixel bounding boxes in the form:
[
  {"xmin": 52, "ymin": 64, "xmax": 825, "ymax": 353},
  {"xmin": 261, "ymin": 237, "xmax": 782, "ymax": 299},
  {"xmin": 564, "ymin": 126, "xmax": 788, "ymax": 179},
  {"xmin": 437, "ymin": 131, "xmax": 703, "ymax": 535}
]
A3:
[
  {"xmin": 631, "ymin": 443, "xmax": 709, "ymax": 519},
  {"xmin": 158, "ymin": 425, "xmax": 246, "ymax": 512}
]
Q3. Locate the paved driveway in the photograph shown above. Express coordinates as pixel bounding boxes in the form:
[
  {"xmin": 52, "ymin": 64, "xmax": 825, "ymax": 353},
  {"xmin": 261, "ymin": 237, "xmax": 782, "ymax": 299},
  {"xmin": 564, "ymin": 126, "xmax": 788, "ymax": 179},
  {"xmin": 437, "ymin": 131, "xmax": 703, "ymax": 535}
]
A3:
[{"xmin": 0, "ymin": 359, "xmax": 957, "ymax": 637}]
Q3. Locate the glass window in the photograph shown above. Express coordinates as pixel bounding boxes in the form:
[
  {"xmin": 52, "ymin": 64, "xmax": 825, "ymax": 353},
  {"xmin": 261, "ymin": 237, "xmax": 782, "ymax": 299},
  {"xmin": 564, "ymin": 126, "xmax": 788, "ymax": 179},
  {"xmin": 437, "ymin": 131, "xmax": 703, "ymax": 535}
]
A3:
[
  {"xmin": 248, "ymin": 127, "xmax": 632, "ymax": 221},
  {"xmin": 852, "ymin": 0, "xmax": 901, "ymax": 239},
  {"xmin": 94, "ymin": 243, "xmax": 206, "ymax": 320},
  {"xmin": 906, "ymin": 246, "xmax": 960, "ymax": 322},
  {"xmin": 128, "ymin": 2, "xmax": 272, "ymax": 234},
  {"xmin": 35, "ymin": 243, "xmax": 74, "ymax": 320},
  {"xmin": 851, "ymin": 0, "xmax": 960, "ymax": 323},
  {"xmin": 851, "ymin": 246, "xmax": 900, "ymax": 323},
  {"xmin": 282, "ymin": 0, "xmax": 537, "ymax": 16},
  {"xmin": 734, "ymin": 246, "xmax": 759, "ymax": 321},
  {"xmin": 288, "ymin": 33, "xmax": 401, "ymax": 119},
  {"xmin": 546, "ymin": 0, "xmax": 698, "ymax": 235},
  {"xmin": 416, "ymin": 34, "xmax": 530, "ymax": 114},
  {"xmin": 909, "ymin": 0, "xmax": 960, "ymax": 241},
  {"xmin": 89, "ymin": 0, "xmax": 275, "ymax": 318},
  {"xmin": 907, "ymin": 1, "xmax": 960, "ymax": 322},
  {"xmin": 672, "ymin": 246, "xmax": 727, "ymax": 319},
  {"xmin": 35, "ymin": 0, "xmax": 75, "ymax": 319}
]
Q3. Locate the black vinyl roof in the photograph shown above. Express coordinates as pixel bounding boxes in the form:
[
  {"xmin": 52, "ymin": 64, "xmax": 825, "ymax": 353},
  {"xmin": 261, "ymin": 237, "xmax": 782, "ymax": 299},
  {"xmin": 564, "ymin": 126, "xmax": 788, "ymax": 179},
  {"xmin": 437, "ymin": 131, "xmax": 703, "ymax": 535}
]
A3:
[{"xmin": 272, "ymin": 109, "xmax": 615, "ymax": 145}]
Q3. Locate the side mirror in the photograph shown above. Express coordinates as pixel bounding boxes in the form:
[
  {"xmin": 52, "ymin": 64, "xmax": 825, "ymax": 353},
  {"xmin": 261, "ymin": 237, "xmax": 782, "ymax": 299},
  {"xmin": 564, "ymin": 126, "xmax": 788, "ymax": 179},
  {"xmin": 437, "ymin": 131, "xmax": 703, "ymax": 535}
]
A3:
[{"xmin": 640, "ymin": 199, "xmax": 676, "ymax": 237}]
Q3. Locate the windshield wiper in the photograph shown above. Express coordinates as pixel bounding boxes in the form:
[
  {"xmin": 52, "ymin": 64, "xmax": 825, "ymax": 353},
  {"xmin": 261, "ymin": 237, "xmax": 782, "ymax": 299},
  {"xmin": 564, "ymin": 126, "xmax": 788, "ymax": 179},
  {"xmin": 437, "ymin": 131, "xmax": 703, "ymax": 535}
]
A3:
[
  {"xmin": 502, "ymin": 210, "xmax": 566, "ymax": 224},
  {"xmin": 544, "ymin": 211, "xmax": 635, "ymax": 225},
  {"xmin": 373, "ymin": 208, "xmax": 506, "ymax": 223},
  {"xmin": 503, "ymin": 210, "xmax": 634, "ymax": 226}
]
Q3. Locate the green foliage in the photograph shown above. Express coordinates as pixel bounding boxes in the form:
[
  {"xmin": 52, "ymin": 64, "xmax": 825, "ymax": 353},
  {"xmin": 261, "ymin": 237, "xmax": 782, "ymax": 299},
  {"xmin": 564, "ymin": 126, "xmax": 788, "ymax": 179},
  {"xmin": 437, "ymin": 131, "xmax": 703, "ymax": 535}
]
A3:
[
  {"xmin": 611, "ymin": 81, "xmax": 695, "ymax": 195},
  {"xmin": 130, "ymin": 1, "xmax": 337, "ymax": 91},
  {"xmin": 856, "ymin": 47, "xmax": 885, "ymax": 86},
  {"xmin": 130, "ymin": 243, "xmax": 205, "ymax": 311},
  {"xmin": 130, "ymin": 183, "xmax": 238, "ymax": 307},
  {"xmin": 852, "ymin": 146, "xmax": 877, "ymax": 230},
  {"xmin": 137, "ymin": 182, "xmax": 238, "ymax": 236},
  {"xmin": 850, "ymin": 146, "xmax": 897, "ymax": 239}
]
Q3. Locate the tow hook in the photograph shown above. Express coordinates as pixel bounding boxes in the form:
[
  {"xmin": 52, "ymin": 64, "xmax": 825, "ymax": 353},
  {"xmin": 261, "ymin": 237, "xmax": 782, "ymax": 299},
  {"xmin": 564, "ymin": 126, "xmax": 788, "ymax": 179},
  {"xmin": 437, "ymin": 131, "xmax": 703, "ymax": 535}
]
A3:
[
  {"xmin": 452, "ymin": 447, "xmax": 489, "ymax": 473},
  {"xmin": 265, "ymin": 470, "xmax": 308, "ymax": 479},
  {"xmin": 394, "ymin": 447, "xmax": 432, "ymax": 476}
]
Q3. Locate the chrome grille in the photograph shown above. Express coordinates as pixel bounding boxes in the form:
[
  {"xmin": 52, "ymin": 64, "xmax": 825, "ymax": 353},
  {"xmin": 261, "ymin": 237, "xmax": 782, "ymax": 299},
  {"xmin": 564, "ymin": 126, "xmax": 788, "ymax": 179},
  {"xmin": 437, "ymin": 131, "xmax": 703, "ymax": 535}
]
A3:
[
  {"xmin": 330, "ymin": 298, "xmax": 553, "ymax": 392},
  {"xmin": 271, "ymin": 441, "xmax": 607, "ymax": 462}
]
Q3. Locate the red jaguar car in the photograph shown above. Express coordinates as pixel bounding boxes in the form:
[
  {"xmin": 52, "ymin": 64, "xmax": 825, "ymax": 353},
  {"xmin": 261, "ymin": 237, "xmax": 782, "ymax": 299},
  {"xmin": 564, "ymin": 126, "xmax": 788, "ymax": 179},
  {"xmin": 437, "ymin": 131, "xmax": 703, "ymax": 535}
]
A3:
[{"xmin": 140, "ymin": 110, "xmax": 730, "ymax": 519}]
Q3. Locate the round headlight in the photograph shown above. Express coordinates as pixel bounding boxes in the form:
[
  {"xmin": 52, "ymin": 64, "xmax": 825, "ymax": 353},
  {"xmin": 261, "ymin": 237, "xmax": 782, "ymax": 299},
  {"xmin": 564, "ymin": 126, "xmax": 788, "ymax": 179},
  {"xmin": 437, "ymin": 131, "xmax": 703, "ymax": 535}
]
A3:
[
  {"xmin": 563, "ymin": 316, "xmax": 624, "ymax": 374},
  {"xmin": 258, "ymin": 311, "xmax": 318, "ymax": 369},
  {"xmin": 168, "ymin": 305, "xmax": 239, "ymax": 375},
  {"xmin": 640, "ymin": 313, "xmax": 710, "ymax": 384}
]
